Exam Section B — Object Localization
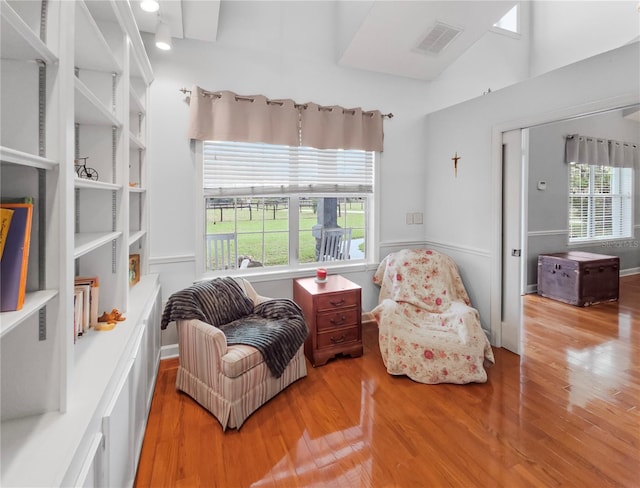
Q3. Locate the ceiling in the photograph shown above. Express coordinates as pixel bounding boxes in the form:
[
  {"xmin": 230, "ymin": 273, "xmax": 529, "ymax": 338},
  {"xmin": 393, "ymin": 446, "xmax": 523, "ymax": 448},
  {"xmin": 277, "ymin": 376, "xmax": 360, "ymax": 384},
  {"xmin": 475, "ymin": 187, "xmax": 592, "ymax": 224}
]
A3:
[{"xmin": 131, "ymin": 0, "xmax": 517, "ymax": 81}]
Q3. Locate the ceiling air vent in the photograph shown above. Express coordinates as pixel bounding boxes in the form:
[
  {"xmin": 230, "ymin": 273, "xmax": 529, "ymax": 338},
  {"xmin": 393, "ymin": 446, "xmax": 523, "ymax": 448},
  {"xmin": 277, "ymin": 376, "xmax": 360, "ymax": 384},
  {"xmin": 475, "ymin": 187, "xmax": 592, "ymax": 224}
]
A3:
[{"xmin": 416, "ymin": 22, "xmax": 463, "ymax": 55}]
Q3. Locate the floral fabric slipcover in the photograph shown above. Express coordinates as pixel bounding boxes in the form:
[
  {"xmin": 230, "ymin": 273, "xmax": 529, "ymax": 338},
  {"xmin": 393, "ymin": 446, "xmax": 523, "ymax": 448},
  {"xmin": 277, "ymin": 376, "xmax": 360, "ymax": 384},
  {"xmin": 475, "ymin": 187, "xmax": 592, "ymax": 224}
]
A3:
[{"xmin": 372, "ymin": 249, "xmax": 495, "ymax": 384}]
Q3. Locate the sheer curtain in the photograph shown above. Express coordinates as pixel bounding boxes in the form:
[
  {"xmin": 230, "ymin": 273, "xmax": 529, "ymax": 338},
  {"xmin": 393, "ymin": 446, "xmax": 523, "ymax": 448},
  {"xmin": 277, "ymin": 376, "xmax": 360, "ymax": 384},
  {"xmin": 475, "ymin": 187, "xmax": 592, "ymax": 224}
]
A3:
[
  {"xmin": 187, "ymin": 85, "xmax": 384, "ymax": 151},
  {"xmin": 565, "ymin": 134, "xmax": 640, "ymax": 168}
]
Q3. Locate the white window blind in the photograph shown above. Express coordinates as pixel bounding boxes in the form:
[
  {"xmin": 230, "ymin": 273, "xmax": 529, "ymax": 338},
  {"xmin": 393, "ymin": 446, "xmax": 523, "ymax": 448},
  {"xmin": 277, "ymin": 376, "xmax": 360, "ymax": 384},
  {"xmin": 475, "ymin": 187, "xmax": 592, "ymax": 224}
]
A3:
[
  {"xmin": 203, "ymin": 141, "xmax": 374, "ymax": 196},
  {"xmin": 569, "ymin": 164, "xmax": 632, "ymax": 241}
]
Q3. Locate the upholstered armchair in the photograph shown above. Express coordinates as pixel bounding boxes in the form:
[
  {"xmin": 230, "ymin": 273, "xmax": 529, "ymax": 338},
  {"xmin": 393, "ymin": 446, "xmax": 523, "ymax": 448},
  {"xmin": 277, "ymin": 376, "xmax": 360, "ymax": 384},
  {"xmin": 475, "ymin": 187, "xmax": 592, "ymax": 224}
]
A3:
[
  {"xmin": 161, "ymin": 277, "xmax": 308, "ymax": 430},
  {"xmin": 372, "ymin": 249, "xmax": 494, "ymax": 384}
]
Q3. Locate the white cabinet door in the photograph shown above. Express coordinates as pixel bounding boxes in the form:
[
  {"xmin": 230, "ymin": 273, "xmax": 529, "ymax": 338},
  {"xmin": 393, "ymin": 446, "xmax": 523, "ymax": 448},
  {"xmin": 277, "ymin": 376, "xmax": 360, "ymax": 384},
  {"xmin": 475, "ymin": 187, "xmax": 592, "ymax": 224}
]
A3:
[
  {"xmin": 73, "ymin": 433, "xmax": 104, "ymax": 488},
  {"xmin": 102, "ymin": 359, "xmax": 135, "ymax": 488},
  {"xmin": 130, "ymin": 325, "xmax": 148, "ymax": 465},
  {"xmin": 144, "ymin": 286, "xmax": 161, "ymax": 410}
]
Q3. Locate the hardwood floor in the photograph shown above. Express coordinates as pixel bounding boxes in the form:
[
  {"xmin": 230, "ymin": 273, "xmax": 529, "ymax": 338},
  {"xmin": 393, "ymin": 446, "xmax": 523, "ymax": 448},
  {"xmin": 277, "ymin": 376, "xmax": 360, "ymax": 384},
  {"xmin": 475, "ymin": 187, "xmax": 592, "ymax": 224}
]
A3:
[{"xmin": 135, "ymin": 275, "xmax": 640, "ymax": 487}]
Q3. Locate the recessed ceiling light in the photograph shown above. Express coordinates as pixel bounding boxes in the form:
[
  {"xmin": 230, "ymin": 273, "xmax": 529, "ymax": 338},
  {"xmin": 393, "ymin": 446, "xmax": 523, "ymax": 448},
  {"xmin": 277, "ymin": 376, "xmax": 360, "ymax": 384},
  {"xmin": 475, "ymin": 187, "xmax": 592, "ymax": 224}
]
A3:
[{"xmin": 140, "ymin": 0, "xmax": 159, "ymax": 13}]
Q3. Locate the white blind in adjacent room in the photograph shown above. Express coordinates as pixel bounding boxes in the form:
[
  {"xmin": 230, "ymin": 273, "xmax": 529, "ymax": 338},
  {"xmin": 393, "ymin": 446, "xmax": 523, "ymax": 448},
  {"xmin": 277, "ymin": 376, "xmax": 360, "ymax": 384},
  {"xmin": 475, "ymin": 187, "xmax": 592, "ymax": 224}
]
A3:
[
  {"xmin": 569, "ymin": 165, "xmax": 633, "ymax": 241},
  {"xmin": 203, "ymin": 141, "xmax": 374, "ymax": 196}
]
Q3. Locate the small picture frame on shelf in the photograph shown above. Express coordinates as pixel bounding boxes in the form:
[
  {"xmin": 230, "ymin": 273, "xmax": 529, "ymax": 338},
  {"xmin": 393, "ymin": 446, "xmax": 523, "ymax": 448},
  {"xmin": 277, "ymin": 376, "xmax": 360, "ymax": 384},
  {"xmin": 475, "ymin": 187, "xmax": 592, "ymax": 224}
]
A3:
[{"xmin": 129, "ymin": 254, "xmax": 140, "ymax": 286}]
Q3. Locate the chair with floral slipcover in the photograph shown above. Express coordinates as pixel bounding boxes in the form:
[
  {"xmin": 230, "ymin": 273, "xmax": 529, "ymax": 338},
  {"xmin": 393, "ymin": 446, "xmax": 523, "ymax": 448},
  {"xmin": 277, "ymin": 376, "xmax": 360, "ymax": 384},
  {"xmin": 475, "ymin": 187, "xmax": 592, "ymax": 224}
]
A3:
[{"xmin": 372, "ymin": 248, "xmax": 494, "ymax": 384}]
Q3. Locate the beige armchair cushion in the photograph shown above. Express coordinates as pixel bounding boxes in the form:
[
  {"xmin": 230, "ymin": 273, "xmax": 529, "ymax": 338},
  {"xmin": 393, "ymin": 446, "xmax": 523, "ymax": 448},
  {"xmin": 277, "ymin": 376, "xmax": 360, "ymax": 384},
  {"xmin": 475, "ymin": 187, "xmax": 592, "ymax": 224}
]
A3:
[{"xmin": 222, "ymin": 344, "xmax": 263, "ymax": 378}]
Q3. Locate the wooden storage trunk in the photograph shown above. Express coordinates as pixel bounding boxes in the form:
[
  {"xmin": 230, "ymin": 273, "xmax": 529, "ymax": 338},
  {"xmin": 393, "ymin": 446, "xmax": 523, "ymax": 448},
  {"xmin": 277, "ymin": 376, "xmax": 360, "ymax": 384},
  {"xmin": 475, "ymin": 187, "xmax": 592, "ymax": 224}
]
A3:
[{"xmin": 537, "ymin": 251, "xmax": 619, "ymax": 306}]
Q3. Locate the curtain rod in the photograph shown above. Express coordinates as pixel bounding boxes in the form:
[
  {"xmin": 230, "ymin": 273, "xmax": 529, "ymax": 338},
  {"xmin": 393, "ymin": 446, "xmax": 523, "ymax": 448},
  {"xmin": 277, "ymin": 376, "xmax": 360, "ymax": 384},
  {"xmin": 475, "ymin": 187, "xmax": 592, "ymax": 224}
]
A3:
[{"xmin": 179, "ymin": 87, "xmax": 394, "ymax": 119}]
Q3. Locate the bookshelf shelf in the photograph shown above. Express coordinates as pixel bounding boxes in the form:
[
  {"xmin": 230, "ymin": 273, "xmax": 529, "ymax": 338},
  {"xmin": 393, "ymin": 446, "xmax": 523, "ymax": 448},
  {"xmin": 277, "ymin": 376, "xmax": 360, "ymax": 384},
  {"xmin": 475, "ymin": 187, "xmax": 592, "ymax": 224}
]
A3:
[
  {"xmin": 74, "ymin": 77, "xmax": 121, "ymax": 127},
  {"xmin": 0, "ymin": 146, "xmax": 58, "ymax": 170},
  {"xmin": 0, "ymin": 289, "xmax": 58, "ymax": 338},
  {"xmin": 128, "ymin": 229, "xmax": 146, "ymax": 247},
  {"xmin": 0, "ymin": 0, "xmax": 57, "ymax": 64},
  {"xmin": 74, "ymin": 231, "xmax": 122, "ymax": 259},
  {"xmin": 74, "ymin": 0, "xmax": 120, "ymax": 73},
  {"xmin": 129, "ymin": 131, "xmax": 145, "ymax": 150},
  {"xmin": 74, "ymin": 177, "xmax": 121, "ymax": 191}
]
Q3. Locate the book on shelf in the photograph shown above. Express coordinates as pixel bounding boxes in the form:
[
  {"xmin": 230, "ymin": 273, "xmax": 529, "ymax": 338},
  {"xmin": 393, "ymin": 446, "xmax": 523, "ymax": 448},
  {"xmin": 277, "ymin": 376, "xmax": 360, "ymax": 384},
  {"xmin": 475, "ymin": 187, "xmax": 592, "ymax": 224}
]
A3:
[
  {"xmin": 74, "ymin": 284, "xmax": 91, "ymax": 333},
  {"xmin": 0, "ymin": 208, "xmax": 14, "ymax": 259},
  {"xmin": 73, "ymin": 289, "xmax": 83, "ymax": 343},
  {"xmin": 0, "ymin": 203, "xmax": 33, "ymax": 312},
  {"xmin": 75, "ymin": 276, "xmax": 99, "ymax": 328}
]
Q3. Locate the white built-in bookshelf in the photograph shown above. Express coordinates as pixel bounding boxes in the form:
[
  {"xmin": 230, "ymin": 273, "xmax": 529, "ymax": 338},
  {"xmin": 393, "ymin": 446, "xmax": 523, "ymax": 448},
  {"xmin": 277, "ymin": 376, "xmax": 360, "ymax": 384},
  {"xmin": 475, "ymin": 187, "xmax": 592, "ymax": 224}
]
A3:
[{"xmin": 0, "ymin": 1, "xmax": 160, "ymax": 486}]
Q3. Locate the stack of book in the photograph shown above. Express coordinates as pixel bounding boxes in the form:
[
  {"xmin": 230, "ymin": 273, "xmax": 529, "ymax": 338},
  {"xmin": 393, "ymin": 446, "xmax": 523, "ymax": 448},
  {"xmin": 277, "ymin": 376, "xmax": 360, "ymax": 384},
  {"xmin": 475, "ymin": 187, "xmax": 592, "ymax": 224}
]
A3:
[{"xmin": 74, "ymin": 276, "xmax": 100, "ymax": 342}]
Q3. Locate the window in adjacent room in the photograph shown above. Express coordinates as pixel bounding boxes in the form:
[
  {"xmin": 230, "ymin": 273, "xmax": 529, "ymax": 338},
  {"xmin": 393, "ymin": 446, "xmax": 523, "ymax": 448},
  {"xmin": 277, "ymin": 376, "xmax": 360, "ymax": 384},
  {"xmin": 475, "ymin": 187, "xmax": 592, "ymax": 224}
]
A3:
[
  {"xmin": 201, "ymin": 141, "xmax": 374, "ymax": 273},
  {"xmin": 568, "ymin": 163, "xmax": 633, "ymax": 242}
]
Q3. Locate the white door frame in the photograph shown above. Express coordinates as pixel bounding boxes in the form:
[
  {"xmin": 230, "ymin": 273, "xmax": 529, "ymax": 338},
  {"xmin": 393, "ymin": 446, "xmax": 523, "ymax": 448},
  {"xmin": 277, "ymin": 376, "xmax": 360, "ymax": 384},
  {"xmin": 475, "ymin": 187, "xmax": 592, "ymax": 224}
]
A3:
[
  {"xmin": 489, "ymin": 94, "xmax": 639, "ymax": 349},
  {"xmin": 500, "ymin": 129, "xmax": 527, "ymax": 354}
]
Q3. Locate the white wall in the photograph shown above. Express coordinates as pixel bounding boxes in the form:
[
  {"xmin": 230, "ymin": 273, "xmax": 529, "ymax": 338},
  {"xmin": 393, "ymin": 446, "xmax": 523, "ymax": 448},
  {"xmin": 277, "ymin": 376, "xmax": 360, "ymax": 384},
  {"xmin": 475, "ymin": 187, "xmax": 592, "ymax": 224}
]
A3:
[
  {"xmin": 424, "ymin": 41, "xmax": 640, "ymax": 341},
  {"xmin": 530, "ymin": 1, "xmax": 640, "ymax": 77}
]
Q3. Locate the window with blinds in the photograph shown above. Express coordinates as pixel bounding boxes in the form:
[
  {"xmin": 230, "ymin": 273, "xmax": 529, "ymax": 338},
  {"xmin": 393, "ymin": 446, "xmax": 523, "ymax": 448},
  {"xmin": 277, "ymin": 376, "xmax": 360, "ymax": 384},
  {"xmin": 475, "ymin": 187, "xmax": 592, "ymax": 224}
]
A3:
[
  {"xmin": 569, "ymin": 164, "xmax": 633, "ymax": 242},
  {"xmin": 201, "ymin": 141, "xmax": 375, "ymax": 272},
  {"xmin": 203, "ymin": 141, "xmax": 374, "ymax": 196}
]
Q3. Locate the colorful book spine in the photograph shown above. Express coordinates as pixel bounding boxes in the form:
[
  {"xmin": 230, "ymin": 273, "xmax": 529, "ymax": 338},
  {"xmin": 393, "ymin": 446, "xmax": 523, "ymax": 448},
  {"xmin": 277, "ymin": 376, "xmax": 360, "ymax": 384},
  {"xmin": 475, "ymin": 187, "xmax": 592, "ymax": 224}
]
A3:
[
  {"xmin": 0, "ymin": 203, "xmax": 33, "ymax": 312},
  {"xmin": 0, "ymin": 208, "xmax": 14, "ymax": 259}
]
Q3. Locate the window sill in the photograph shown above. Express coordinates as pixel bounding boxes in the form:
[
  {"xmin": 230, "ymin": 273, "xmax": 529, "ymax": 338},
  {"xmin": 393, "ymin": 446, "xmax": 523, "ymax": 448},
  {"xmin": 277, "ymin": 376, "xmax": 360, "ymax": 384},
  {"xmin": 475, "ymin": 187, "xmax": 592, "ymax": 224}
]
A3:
[
  {"xmin": 197, "ymin": 260, "xmax": 379, "ymax": 284},
  {"xmin": 568, "ymin": 236, "xmax": 637, "ymax": 250}
]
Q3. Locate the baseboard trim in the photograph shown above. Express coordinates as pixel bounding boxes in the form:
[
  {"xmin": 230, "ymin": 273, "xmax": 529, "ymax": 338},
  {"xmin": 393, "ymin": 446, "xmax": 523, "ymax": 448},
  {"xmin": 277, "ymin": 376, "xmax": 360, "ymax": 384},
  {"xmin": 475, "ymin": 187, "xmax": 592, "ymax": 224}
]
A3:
[
  {"xmin": 362, "ymin": 311, "xmax": 376, "ymax": 327},
  {"xmin": 621, "ymin": 267, "xmax": 640, "ymax": 277},
  {"xmin": 161, "ymin": 344, "xmax": 179, "ymax": 359}
]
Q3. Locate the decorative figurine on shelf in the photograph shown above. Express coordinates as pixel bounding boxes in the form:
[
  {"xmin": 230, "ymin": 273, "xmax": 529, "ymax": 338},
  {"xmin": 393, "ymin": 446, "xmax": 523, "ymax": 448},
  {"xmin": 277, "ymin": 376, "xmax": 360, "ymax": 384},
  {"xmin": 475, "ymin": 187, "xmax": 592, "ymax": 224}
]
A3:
[
  {"xmin": 74, "ymin": 157, "xmax": 99, "ymax": 180},
  {"xmin": 95, "ymin": 308, "xmax": 126, "ymax": 331}
]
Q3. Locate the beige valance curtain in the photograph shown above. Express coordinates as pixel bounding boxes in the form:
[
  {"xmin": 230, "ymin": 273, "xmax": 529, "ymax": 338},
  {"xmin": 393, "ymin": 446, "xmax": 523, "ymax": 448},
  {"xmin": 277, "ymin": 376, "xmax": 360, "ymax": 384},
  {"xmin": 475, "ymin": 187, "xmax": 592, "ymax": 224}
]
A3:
[
  {"xmin": 300, "ymin": 103, "xmax": 383, "ymax": 151},
  {"xmin": 187, "ymin": 87, "xmax": 299, "ymax": 146},
  {"xmin": 565, "ymin": 134, "xmax": 640, "ymax": 168},
  {"xmin": 187, "ymin": 85, "xmax": 384, "ymax": 151}
]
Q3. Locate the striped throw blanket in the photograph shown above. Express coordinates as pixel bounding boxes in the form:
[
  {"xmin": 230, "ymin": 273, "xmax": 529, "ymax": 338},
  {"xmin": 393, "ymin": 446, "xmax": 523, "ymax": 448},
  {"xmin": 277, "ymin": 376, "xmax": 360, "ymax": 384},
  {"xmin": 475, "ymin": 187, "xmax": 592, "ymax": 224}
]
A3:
[
  {"xmin": 220, "ymin": 299, "xmax": 308, "ymax": 377},
  {"xmin": 161, "ymin": 277, "xmax": 254, "ymax": 330},
  {"xmin": 161, "ymin": 277, "xmax": 308, "ymax": 378}
]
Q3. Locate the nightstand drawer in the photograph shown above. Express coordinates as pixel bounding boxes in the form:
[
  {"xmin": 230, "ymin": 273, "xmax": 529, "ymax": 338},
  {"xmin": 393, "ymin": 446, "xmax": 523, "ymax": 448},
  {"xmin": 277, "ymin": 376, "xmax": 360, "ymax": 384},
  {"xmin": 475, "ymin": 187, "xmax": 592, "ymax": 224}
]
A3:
[
  {"xmin": 316, "ymin": 308, "xmax": 359, "ymax": 332},
  {"xmin": 317, "ymin": 326, "xmax": 360, "ymax": 349},
  {"xmin": 316, "ymin": 290, "xmax": 359, "ymax": 311}
]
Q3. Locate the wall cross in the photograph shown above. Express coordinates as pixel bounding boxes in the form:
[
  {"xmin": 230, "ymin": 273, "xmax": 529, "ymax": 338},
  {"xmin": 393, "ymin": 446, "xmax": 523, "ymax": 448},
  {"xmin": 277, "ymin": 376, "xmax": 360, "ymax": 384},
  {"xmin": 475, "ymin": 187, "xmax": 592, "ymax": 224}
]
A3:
[{"xmin": 451, "ymin": 152, "xmax": 461, "ymax": 177}]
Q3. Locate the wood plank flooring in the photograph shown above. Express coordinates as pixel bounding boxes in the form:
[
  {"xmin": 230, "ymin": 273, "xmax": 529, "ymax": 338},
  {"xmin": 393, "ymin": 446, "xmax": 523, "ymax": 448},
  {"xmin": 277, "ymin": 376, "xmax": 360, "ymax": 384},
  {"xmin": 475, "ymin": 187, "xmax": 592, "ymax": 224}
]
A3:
[{"xmin": 135, "ymin": 275, "xmax": 640, "ymax": 487}]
